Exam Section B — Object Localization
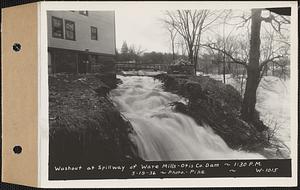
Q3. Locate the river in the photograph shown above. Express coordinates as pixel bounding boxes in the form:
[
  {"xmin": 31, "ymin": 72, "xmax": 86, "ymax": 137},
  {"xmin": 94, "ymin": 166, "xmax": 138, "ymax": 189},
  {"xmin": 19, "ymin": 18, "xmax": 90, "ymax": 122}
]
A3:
[{"xmin": 110, "ymin": 76, "xmax": 264, "ymax": 161}]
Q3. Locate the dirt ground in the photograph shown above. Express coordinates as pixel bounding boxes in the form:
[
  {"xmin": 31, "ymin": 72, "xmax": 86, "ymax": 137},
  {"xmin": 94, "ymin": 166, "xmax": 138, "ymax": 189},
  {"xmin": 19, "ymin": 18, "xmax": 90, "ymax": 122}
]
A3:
[{"xmin": 49, "ymin": 73, "xmax": 140, "ymax": 170}]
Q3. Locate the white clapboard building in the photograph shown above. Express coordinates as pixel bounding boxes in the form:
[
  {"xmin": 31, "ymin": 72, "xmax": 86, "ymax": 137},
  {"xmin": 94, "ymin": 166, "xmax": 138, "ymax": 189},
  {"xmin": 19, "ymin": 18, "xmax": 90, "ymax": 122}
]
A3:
[{"xmin": 47, "ymin": 11, "xmax": 116, "ymax": 73}]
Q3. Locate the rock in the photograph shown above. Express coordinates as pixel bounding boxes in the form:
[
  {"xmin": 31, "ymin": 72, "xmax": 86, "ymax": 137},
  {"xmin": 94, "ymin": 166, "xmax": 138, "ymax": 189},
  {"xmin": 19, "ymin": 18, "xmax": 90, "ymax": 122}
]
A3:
[
  {"xmin": 171, "ymin": 101, "xmax": 188, "ymax": 114},
  {"xmin": 116, "ymin": 78, "xmax": 123, "ymax": 85},
  {"xmin": 94, "ymin": 86, "xmax": 110, "ymax": 97},
  {"xmin": 95, "ymin": 73, "xmax": 118, "ymax": 89},
  {"xmin": 183, "ymin": 81, "xmax": 203, "ymax": 101}
]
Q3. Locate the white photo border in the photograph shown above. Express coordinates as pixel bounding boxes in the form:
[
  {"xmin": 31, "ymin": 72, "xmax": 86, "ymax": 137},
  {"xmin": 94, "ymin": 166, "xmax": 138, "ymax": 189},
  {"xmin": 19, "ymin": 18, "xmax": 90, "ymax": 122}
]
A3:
[{"xmin": 39, "ymin": 1, "xmax": 298, "ymax": 188}]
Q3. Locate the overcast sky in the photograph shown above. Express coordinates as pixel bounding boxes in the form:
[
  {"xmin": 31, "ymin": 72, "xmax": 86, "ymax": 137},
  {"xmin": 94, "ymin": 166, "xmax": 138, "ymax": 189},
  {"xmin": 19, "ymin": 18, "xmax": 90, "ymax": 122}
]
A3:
[
  {"xmin": 114, "ymin": 9, "xmax": 247, "ymax": 54},
  {"xmin": 115, "ymin": 9, "xmax": 171, "ymax": 53},
  {"xmin": 114, "ymin": 8, "xmax": 290, "ymax": 55}
]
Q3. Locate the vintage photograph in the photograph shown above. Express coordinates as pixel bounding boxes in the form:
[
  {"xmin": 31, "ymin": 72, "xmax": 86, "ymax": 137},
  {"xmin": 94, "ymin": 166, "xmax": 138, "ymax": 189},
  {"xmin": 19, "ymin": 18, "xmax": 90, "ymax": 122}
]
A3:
[{"xmin": 47, "ymin": 7, "xmax": 292, "ymax": 179}]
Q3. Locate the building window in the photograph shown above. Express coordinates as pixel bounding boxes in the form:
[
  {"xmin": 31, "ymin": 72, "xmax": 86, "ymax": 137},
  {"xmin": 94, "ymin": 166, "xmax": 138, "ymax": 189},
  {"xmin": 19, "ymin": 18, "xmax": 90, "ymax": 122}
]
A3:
[
  {"xmin": 52, "ymin": 17, "xmax": 63, "ymax": 38},
  {"xmin": 91, "ymin": 26, "xmax": 98, "ymax": 40},
  {"xmin": 65, "ymin": 20, "xmax": 76, "ymax": 40},
  {"xmin": 79, "ymin": 11, "xmax": 88, "ymax": 16}
]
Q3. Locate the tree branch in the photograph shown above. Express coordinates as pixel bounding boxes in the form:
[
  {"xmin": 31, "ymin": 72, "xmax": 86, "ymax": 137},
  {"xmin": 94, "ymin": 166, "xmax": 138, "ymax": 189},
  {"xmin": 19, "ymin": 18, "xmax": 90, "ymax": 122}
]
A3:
[
  {"xmin": 259, "ymin": 55, "xmax": 284, "ymax": 70},
  {"xmin": 202, "ymin": 43, "xmax": 247, "ymax": 66}
]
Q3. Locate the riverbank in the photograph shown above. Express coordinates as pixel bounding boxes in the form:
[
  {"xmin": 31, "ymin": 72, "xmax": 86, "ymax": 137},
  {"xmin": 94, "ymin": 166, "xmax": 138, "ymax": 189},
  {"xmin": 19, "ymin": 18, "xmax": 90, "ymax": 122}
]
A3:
[
  {"xmin": 110, "ymin": 76, "xmax": 265, "ymax": 160},
  {"xmin": 49, "ymin": 73, "xmax": 140, "ymax": 167},
  {"xmin": 154, "ymin": 73, "xmax": 289, "ymax": 158}
]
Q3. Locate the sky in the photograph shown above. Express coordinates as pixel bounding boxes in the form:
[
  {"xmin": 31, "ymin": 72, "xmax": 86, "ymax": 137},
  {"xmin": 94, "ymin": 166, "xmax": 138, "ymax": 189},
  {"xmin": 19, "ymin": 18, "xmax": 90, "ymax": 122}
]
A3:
[
  {"xmin": 114, "ymin": 8, "xmax": 290, "ymax": 55},
  {"xmin": 114, "ymin": 9, "xmax": 248, "ymax": 54},
  {"xmin": 115, "ymin": 9, "xmax": 171, "ymax": 53}
]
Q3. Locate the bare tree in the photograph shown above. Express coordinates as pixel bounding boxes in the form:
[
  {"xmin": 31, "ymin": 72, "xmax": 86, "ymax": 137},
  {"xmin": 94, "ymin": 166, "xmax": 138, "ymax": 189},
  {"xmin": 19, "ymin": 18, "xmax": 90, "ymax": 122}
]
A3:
[
  {"xmin": 260, "ymin": 24, "xmax": 290, "ymax": 79},
  {"xmin": 164, "ymin": 24, "xmax": 177, "ymax": 62},
  {"xmin": 119, "ymin": 43, "xmax": 146, "ymax": 63},
  {"xmin": 203, "ymin": 8, "xmax": 290, "ymax": 122},
  {"xmin": 221, "ymin": 10, "xmax": 231, "ymax": 83},
  {"xmin": 128, "ymin": 44, "xmax": 146, "ymax": 63},
  {"xmin": 176, "ymin": 39, "xmax": 187, "ymax": 57},
  {"xmin": 163, "ymin": 10, "xmax": 222, "ymax": 75},
  {"xmin": 242, "ymin": 9, "xmax": 290, "ymax": 122}
]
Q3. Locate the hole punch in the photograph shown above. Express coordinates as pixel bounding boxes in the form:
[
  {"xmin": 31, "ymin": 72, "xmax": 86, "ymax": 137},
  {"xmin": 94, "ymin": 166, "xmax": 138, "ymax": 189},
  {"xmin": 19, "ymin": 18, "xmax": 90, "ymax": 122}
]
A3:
[
  {"xmin": 13, "ymin": 43, "xmax": 21, "ymax": 52},
  {"xmin": 13, "ymin": 145, "xmax": 22, "ymax": 154}
]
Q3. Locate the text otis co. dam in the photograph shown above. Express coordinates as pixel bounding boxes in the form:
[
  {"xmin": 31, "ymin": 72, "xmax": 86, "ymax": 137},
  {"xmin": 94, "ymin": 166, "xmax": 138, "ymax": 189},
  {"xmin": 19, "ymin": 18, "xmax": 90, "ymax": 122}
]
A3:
[{"xmin": 49, "ymin": 159, "xmax": 291, "ymax": 180}]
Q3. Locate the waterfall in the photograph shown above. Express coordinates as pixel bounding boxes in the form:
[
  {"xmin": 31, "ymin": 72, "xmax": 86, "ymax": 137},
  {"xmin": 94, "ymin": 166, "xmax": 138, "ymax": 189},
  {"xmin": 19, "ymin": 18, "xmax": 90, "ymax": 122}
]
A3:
[{"xmin": 110, "ymin": 75, "xmax": 264, "ymax": 161}]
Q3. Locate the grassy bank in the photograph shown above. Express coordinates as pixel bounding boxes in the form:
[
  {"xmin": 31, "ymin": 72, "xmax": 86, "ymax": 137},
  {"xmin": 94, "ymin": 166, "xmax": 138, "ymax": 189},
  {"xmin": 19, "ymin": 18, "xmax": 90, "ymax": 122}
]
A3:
[{"xmin": 49, "ymin": 73, "xmax": 140, "ymax": 168}]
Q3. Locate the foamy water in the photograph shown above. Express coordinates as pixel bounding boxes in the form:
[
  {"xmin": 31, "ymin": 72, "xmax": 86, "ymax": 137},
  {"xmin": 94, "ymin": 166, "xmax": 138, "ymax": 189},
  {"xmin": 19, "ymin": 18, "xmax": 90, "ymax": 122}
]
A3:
[{"xmin": 110, "ymin": 76, "xmax": 264, "ymax": 161}]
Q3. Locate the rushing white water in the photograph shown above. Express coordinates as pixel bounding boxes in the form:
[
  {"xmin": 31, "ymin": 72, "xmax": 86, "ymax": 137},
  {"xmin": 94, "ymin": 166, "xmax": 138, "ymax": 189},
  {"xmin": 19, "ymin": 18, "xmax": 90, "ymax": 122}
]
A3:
[{"xmin": 110, "ymin": 75, "xmax": 264, "ymax": 161}]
